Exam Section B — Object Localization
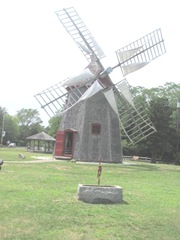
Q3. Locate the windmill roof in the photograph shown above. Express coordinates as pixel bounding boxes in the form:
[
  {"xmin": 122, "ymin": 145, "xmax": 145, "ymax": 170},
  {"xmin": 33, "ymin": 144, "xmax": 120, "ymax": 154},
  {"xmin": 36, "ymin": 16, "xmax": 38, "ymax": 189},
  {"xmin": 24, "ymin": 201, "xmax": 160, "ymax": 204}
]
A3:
[
  {"xmin": 26, "ymin": 132, "xmax": 56, "ymax": 141},
  {"xmin": 62, "ymin": 68, "xmax": 95, "ymax": 87}
]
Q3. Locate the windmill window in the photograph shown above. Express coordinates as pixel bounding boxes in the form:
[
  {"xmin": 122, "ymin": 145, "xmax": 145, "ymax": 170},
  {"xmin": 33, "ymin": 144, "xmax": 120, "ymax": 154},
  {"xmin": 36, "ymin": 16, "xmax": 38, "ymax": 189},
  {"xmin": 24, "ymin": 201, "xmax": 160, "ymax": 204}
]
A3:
[{"xmin": 91, "ymin": 123, "xmax": 101, "ymax": 134}]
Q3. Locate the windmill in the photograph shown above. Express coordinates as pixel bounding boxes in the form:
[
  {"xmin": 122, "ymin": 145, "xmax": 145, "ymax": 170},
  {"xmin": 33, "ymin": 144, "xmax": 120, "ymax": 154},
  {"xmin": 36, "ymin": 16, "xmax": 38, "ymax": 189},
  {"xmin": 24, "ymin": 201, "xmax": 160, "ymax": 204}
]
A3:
[{"xmin": 35, "ymin": 7, "xmax": 166, "ymax": 163}]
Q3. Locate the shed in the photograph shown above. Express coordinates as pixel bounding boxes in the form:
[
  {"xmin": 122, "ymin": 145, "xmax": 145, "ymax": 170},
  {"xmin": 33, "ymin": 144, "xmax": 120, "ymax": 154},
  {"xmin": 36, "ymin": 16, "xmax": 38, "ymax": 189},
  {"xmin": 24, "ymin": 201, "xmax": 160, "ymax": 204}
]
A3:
[{"xmin": 26, "ymin": 132, "xmax": 56, "ymax": 153}]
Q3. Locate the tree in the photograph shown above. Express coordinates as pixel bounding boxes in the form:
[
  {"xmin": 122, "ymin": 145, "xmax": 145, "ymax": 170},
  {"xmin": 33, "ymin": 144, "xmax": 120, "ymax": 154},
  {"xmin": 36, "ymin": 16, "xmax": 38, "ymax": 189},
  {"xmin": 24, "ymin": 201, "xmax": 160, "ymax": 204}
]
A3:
[
  {"xmin": 132, "ymin": 82, "xmax": 180, "ymax": 109},
  {"xmin": 46, "ymin": 114, "xmax": 61, "ymax": 138},
  {"xmin": 127, "ymin": 82, "xmax": 180, "ymax": 163},
  {"xmin": 16, "ymin": 108, "xmax": 44, "ymax": 145},
  {"xmin": 138, "ymin": 98, "xmax": 177, "ymax": 163},
  {"xmin": 3, "ymin": 115, "xmax": 19, "ymax": 145},
  {"xmin": 16, "ymin": 108, "xmax": 42, "ymax": 126}
]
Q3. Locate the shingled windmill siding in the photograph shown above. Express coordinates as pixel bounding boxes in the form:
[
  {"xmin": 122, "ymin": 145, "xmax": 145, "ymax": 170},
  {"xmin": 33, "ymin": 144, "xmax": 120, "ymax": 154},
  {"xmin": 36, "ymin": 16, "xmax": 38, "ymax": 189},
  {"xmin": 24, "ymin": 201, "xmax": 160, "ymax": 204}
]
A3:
[{"xmin": 57, "ymin": 89, "xmax": 123, "ymax": 163}]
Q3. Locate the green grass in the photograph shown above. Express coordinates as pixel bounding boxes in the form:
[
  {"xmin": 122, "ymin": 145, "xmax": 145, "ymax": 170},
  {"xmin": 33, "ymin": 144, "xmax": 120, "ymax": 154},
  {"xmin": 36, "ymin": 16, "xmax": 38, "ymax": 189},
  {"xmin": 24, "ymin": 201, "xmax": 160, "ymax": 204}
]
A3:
[
  {"xmin": 0, "ymin": 147, "xmax": 52, "ymax": 161},
  {"xmin": 0, "ymin": 148, "xmax": 180, "ymax": 240}
]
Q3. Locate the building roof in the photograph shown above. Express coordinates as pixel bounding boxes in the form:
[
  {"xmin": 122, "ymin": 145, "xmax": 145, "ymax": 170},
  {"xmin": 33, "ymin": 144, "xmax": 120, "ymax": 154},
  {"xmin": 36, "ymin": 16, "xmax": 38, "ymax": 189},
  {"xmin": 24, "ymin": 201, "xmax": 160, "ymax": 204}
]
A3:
[{"xmin": 26, "ymin": 132, "xmax": 56, "ymax": 141}]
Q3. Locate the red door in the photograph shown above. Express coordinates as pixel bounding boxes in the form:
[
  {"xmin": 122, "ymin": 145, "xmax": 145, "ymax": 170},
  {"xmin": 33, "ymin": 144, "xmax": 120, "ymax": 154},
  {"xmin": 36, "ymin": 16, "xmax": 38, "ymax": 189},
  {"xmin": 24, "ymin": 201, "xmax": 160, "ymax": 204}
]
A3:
[
  {"xmin": 55, "ymin": 129, "xmax": 77, "ymax": 158},
  {"xmin": 55, "ymin": 131, "xmax": 65, "ymax": 156}
]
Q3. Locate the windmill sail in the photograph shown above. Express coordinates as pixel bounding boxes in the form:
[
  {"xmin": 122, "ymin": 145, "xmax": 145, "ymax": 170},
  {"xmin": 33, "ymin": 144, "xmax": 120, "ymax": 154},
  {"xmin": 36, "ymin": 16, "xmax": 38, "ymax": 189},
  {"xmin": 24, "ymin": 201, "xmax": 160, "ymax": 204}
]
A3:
[
  {"xmin": 34, "ymin": 80, "xmax": 68, "ymax": 117},
  {"xmin": 103, "ymin": 88, "xmax": 119, "ymax": 115},
  {"xmin": 117, "ymin": 47, "xmax": 142, "ymax": 62},
  {"xmin": 62, "ymin": 68, "xmax": 96, "ymax": 87},
  {"xmin": 55, "ymin": 7, "xmax": 105, "ymax": 62},
  {"xmin": 114, "ymin": 79, "xmax": 156, "ymax": 144},
  {"xmin": 34, "ymin": 80, "xmax": 90, "ymax": 117},
  {"xmin": 62, "ymin": 80, "xmax": 103, "ymax": 113},
  {"xmin": 116, "ymin": 28, "xmax": 166, "ymax": 76},
  {"xmin": 34, "ymin": 60, "xmax": 102, "ymax": 117},
  {"xmin": 116, "ymin": 79, "xmax": 135, "ymax": 107},
  {"xmin": 121, "ymin": 62, "xmax": 149, "ymax": 76}
]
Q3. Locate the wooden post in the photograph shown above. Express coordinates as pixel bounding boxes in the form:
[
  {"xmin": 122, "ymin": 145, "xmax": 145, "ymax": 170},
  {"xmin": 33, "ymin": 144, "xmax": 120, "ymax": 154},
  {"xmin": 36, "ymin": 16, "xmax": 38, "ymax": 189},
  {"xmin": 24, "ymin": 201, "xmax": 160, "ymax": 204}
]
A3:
[{"xmin": 97, "ymin": 157, "xmax": 102, "ymax": 185}]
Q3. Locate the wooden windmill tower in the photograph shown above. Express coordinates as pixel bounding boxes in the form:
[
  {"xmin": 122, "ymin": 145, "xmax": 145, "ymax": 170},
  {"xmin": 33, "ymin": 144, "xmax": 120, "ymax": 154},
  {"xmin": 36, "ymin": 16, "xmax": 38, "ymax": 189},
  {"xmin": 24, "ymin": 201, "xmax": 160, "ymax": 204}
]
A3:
[{"xmin": 35, "ymin": 7, "xmax": 166, "ymax": 163}]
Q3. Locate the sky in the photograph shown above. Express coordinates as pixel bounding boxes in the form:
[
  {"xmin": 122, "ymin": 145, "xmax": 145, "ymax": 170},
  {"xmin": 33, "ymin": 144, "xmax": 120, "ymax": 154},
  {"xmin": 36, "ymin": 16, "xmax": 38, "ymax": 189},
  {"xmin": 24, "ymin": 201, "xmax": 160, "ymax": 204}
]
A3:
[{"xmin": 0, "ymin": 0, "xmax": 179, "ymax": 126}]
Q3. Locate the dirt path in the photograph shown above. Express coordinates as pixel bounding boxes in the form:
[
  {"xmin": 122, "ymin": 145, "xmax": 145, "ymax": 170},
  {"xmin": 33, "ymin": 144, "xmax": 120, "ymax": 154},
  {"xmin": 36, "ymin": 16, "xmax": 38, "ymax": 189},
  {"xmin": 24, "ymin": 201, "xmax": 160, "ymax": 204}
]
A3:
[{"xmin": 4, "ymin": 157, "xmax": 63, "ymax": 164}]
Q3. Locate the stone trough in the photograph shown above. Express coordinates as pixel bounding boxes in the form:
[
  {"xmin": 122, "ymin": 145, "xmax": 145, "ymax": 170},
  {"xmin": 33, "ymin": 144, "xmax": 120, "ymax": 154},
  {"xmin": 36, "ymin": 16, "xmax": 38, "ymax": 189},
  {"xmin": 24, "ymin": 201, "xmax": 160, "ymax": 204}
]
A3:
[{"xmin": 77, "ymin": 184, "xmax": 123, "ymax": 204}]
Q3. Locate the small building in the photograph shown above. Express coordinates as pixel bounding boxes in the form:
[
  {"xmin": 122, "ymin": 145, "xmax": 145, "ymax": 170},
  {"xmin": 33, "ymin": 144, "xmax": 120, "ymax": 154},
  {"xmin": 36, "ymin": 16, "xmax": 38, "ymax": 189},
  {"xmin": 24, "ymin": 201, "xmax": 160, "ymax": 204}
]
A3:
[{"xmin": 26, "ymin": 132, "xmax": 55, "ymax": 153}]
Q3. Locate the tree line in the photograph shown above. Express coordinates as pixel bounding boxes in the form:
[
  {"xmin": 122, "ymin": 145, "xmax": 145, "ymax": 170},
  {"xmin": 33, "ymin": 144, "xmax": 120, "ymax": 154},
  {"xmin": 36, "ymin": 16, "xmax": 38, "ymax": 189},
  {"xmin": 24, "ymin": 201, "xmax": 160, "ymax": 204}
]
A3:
[
  {"xmin": 0, "ymin": 108, "xmax": 61, "ymax": 147},
  {"xmin": 123, "ymin": 82, "xmax": 180, "ymax": 164},
  {"xmin": 0, "ymin": 82, "xmax": 180, "ymax": 164}
]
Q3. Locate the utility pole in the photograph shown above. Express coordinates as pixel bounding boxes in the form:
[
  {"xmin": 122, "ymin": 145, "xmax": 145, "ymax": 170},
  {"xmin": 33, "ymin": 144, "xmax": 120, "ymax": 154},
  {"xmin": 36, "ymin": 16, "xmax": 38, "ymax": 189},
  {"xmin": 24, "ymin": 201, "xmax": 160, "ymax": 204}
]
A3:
[
  {"xmin": 176, "ymin": 96, "xmax": 180, "ymax": 164},
  {"xmin": 0, "ymin": 113, "xmax": 5, "ymax": 146}
]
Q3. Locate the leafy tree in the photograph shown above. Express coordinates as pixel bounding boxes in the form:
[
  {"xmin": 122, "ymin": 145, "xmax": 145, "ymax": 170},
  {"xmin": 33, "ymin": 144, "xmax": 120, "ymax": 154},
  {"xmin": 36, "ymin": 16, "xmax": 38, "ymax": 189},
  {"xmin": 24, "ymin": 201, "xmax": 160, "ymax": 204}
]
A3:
[
  {"xmin": 16, "ymin": 108, "xmax": 44, "ymax": 145},
  {"xmin": 126, "ymin": 82, "xmax": 180, "ymax": 162},
  {"xmin": 132, "ymin": 82, "xmax": 180, "ymax": 109},
  {"xmin": 46, "ymin": 114, "xmax": 61, "ymax": 138},
  {"xmin": 147, "ymin": 98, "xmax": 177, "ymax": 162},
  {"xmin": 16, "ymin": 108, "xmax": 42, "ymax": 126},
  {"xmin": 133, "ymin": 97, "xmax": 177, "ymax": 163},
  {"xmin": 3, "ymin": 115, "xmax": 19, "ymax": 145}
]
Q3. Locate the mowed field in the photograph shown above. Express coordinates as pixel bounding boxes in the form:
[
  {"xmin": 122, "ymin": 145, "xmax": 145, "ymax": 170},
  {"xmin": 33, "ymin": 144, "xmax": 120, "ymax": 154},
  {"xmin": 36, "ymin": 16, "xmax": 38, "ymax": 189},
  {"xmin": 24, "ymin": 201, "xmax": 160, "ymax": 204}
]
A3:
[{"xmin": 0, "ymin": 148, "xmax": 180, "ymax": 240}]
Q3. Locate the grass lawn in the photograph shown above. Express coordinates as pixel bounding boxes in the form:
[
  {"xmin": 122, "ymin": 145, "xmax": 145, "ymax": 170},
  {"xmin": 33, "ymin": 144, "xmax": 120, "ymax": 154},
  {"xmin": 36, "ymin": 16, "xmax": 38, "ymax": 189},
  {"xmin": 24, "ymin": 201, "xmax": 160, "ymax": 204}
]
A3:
[{"xmin": 0, "ymin": 148, "xmax": 180, "ymax": 240}]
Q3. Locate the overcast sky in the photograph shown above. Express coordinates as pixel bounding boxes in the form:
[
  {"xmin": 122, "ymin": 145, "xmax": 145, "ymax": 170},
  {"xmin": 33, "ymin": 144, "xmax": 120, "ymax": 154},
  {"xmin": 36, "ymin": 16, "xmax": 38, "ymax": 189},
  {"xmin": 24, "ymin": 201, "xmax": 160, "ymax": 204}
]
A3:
[{"xmin": 0, "ymin": 0, "xmax": 179, "ymax": 125}]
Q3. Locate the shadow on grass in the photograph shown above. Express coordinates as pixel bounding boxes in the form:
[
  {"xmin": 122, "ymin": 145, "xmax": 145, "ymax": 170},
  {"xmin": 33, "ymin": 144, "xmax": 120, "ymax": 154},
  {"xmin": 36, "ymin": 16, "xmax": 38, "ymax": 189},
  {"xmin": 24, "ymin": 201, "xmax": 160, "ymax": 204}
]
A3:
[
  {"xmin": 121, "ymin": 200, "xmax": 129, "ymax": 205},
  {"xmin": 124, "ymin": 163, "xmax": 180, "ymax": 172},
  {"xmin": 123, "ymin": 164, "xmax": 160, "ymax": 171}
]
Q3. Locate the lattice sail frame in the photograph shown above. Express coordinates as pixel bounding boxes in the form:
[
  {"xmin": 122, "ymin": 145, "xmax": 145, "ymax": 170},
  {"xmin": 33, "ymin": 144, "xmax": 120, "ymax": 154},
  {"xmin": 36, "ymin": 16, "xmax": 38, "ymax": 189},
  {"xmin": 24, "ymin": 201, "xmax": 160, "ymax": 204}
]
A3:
[
  {"xmin": 55, "ymin": 7, "xmax": 105, "ymax": 62},
  {"xmin": 34, "ymin": 60, "xmax": 102, "ymax": 117},
  {"xmin": 116, "ymin": 28, "xmax": 166, "ymax": 76},
  {"xmin": 35, "ymin": 80, "xmax": 67, "ymax": 117},
  {"xmin": 114, "ymin": 79, "xmax": 156, "ymax": 144},
  {"xmin": 35, "ymin": 80, "xmax": 91, "ymax": 117}
]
